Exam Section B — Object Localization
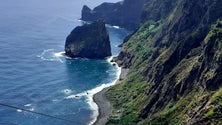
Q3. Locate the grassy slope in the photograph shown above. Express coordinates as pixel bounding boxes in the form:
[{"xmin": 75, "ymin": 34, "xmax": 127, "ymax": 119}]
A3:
[
  {"xmin": 106, "ymin": 21, "xmax": 161, "ymax": 124},
  {"xmin": 106, "ymin": 5, "xmax": 222, "ymax": 125}
]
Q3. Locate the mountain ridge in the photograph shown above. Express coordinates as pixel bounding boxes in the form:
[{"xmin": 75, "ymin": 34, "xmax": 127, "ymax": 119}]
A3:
[{"xmin": 104, "ymin": 0, "xmax": 222, "ymax": 124}]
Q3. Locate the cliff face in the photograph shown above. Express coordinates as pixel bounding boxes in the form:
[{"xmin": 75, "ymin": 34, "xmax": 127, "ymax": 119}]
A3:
[
  {"xmin": 141, "ymin": 0, "xmax": 178, "ymax": 23},
  {"xmin": 107, "ymin": 0, "xmax": 222, "ymax": 124},
  {"xmin": 81, "ymin": 0, "xmax": 147, "ymax": 30},
  {"xmin": 65, "ymin": 21, "xmax": 111, "ymax": 59}
]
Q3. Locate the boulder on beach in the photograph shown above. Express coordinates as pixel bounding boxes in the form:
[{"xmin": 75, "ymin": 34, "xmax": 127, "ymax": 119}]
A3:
[{"xmin": 65, "ymin": 20, "xmax": 111, "ymax": 59}]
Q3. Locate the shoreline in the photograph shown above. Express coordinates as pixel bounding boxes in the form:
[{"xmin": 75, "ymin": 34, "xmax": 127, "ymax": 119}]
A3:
[{"xmin": 93, "ymin": 68, "xmax": 129, "ymax": 125}]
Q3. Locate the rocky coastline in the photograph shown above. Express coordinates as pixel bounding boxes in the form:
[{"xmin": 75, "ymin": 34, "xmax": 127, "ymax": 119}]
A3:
[
  {"xmin": 81, "ymin": 0, "xmax": 147, "ymax": 30},
  {"xmin": 93, "ymin": 68, "xmax": 129, "ymax": 125}
]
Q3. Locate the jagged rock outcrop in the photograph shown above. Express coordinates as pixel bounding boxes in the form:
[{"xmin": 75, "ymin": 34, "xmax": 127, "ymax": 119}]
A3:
[
  {"xmin": 81, "ymin": 0, "xmax": 147, "ymax": 30},
  {"xmin": 65, "ymin": 21, "xmax": 111, "ymax": 59},
  {"xmin": 106, "ymin": 0, "xmax": 222, "ymax": 124}
]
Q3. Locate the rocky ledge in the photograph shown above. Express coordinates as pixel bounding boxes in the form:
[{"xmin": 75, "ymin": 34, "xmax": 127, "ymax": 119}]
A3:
[{"xmin": 65, "ymin": 21, "xmax": 111, "ymax": 59}]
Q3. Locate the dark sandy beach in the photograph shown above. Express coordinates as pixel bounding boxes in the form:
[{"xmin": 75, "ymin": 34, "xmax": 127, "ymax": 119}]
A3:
[{"xmin": 93, "ymin": 68, "xmax": 129, "ymax": 125}]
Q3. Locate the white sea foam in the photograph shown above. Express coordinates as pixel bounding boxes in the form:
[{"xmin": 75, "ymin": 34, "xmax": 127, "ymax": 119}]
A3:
[
  {"xmin": 90, "ymin": 56, "xmax": 121, "ymax": 125},
  {"xmin": 66, "ymin": 80, "xmax": 120, "ymax": 125},
  {"xmin": 37, "ymin": 49, "xmax": 68, "ymax": 63},
  {"xmin": 88, "ymin": 59, "xmax": 121, "ymax": 125},
  {"xmin": 55, "ymin": 51, "xmax": 73, "ymax": 59},
  {"xmin": 24, "ymin": 104, "xmax": 32, "ymax": 107},
  {"xmin": 107, "ymin": 55, "xmax": 119, "ymax": 66},
  {"xmin": 76, "ymin": 19, "xmax": 90, "ymax": 25},
  {"xmin": 65, "ymin": 56, "xmax": 121, "ymax": 125},
  {"xmin": 17, "ymin": 109, "xmax": 22, "ymax": 112},
  {"xmin": 54, "ymin": 51, "xmax": 65, "ymax": 57},
  {"xmin": 62, "ymin": 89, "xmax": 72, "ymax": 95},
  {"xmin": 105, "ymin": 24, "xmax": 122, "ymax": 29},
  {"xmin": 29, "ymin": 108, "xmax": 34, "ymax": 111},
  {"xmin": 77, "ymin": 20, "xmax": 120, "ymax": 30},
  {"xmin": 23, "ymin": 104, "xmax": 34, "ymax": 112},
  {"xmin": 77, "ymin": 19, "xmax": 82, "ymax": 22},
  {"xmin": 113, "ymin": 26, "xmax": 120, "ymax": 29},
  {"xmin": 65, "ymin": 91, "xmax": 87, "ymax": 99}
]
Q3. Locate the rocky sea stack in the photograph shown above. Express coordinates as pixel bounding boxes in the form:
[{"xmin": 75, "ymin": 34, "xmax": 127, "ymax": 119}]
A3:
[
  {"xmin": 65, "ymin": 21, "xmax": 111, "ymax": 59},
  {"xmin": 81, "ymin": 0, "xmax": 147, "ymax": 30}
]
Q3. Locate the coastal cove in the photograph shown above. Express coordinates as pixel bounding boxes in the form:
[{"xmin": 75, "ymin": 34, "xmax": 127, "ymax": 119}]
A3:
[
  {"xmin": 1, "ymin": 0, "xmax": 221, "ymax": 125},
  {"xmin": 0, "ymin": 0, "xmax": 130, "ymax": 125},
  {"xmin": 93, "ymin": 68, "xmax": 129, "ymax": 125}
]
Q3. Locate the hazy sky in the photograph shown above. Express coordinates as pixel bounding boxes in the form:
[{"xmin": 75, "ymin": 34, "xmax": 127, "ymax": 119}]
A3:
[{"xmin": 0, "ymin": 0, "xmax": 121, "ymax": 22}]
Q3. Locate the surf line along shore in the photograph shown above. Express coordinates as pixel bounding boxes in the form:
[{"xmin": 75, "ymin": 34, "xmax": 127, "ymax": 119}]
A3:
[{"xmin": 93, "ymin": 66, "xmax": 129, "ymax": 125}]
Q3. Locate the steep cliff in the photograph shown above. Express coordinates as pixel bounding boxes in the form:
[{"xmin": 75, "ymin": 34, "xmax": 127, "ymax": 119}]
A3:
[
  {"xmin": 81, "ymin": 0, "xmax": 147, "ymax": 30},
  {"xmin": 65, "ymin": 21, "xmax": 111, "ymax": 59},
  {"xmin": 141, "ymin": 0, "xmax": 178, "ymax": 23},
  {"xmin": 106, "ymin": 0, "xmax": 222, "ymax": 124}
]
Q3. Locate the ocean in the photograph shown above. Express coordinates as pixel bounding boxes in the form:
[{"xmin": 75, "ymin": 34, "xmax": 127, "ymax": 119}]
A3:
[{"xmin": 0, "ymin": 0, "xmax": 129, "ymax": 125}]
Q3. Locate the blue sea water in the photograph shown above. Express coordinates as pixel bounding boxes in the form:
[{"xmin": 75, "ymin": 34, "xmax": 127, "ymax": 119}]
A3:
[{"xmin": 0, "ymin": 0, "xmax": 130, "ymax": 125}]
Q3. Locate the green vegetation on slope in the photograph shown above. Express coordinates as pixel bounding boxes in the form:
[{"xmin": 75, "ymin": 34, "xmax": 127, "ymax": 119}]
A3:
[
  {"xmin": 202, "ymin": 88, "xmax": 222, "ymax": 123},
  {"xmin": 124, "ymin": 21, "xmax": 161, "ymax": 67},
  {"xmin": 106, "ymin": 72, "xmax": 148, "ymax": 124},
  {"xmin": 106, "ymin": 21, "xmax": 163, "ymax": 124},
  {"xmin": 107, "ymin": 19, "xmax": 222, "ymax": 125},
  {"xmin": 106, "ymin": 0, "xmax": 222, "ymax": 124}
]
